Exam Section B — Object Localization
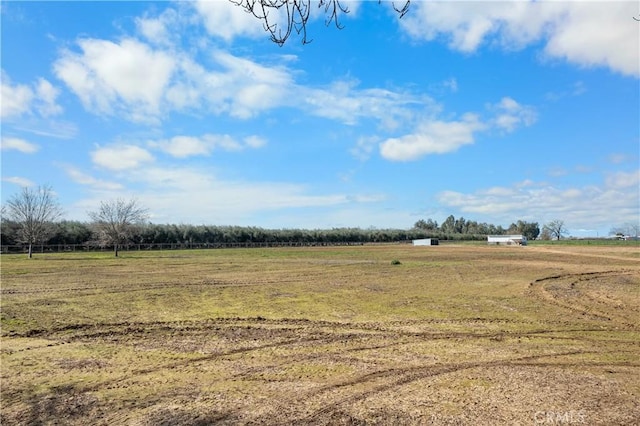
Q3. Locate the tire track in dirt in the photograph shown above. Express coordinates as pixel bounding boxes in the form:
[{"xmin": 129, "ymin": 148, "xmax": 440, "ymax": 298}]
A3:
[
  {"xmin": 528, "ymin": 269, "xmax": 639, "ymax": 328},
  {"xmin": 7, "ymin": 317, "xmax": 632, "ymax": 390},
  {"xmin": 527, "ymin": 246, "xmax": 640, "ymax": 263},
  {"xmin": 9, "ymin": 316, "xmax": 609, "ymax": 343},
  {"xmin": 5, "ymin": 316, "xmax": 636, "ymax": 425},
  {"xmin": 0, "ymin": 275, "xmax": 318, "ymax": 296},
  {"xmin": 261, "ymin": 349, "xmax": 600, "ymax": 424}
]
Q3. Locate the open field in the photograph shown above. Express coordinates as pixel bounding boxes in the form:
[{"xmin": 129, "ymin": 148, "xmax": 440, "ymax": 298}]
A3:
[{"xmin": 1, "ymin": 244, "xmax": 639, "ymax": 425}]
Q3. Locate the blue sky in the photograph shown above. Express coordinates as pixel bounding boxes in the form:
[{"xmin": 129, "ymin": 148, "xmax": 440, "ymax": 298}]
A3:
[{"xmin": 1, "ymin": 1, "xmax": 639, "ymax": 236}]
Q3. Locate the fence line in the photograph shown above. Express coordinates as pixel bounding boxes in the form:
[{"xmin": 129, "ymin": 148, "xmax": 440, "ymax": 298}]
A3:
[{"xmin": 1, "ymin": 240, "xmax": 393, "ymax": 254}]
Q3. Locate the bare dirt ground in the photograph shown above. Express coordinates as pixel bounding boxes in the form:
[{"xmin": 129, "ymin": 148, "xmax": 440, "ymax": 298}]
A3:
[{"xmin": 1, "ymin": 244, "xmax": 638, "ymax": 425}]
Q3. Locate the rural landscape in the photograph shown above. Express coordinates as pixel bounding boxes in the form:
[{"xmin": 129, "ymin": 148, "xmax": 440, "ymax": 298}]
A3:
[
  {"xmin": 1, "ymin": 242, "xmax": 638, "ymax": 425},
  {"xmin": 2, "ymin": 1, "xmax": 638, "ymax": 424}
]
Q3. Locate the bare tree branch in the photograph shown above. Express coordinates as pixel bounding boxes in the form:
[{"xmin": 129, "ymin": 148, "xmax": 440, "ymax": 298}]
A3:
[
  {"xmin": 231, "ymin": 0, "xmax": 411, "ymax": 45},
  {"xmin": 5, "ymin": 185, "xmax": 63, "ymax": 258},
  {"xmin": 543, "ymin": 219, "xmax": 568, "ymax": 241},
  {"xmin": 88, "ymin": 199, "xmax": 149, "ymax": 257}
]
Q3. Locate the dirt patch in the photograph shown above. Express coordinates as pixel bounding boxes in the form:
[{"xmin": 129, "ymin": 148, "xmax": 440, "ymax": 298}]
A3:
[{"xmin": 1, "ymin": 245, "xmax": 638, "ymax": 425}]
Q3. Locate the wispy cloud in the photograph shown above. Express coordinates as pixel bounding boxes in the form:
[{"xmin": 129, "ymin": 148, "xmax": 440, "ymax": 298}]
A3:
[
  {"xmin": 148, "ymin": 134, "xmax": 266, "ymax": 158},
  {"xmin": 62, "ymin": 165, "xmax": 123, "ymax": 191},
  {"xmin": 1, "ymin": 137, "xmax": 39, "ymax": 153},
  {"xmin": 2, "ymin": 176, "xmax": 35, "ymax": 187},
  {"xmin": 350, "ymin": 135, "xmax": 379, "ymax": 161},
  {"xmin": 489, "ymin": 97, "xmax": 537, "ymax": 132},
  {"xmin": 70, "ymin": 164, "xmax": 375, "ymax": 225},
  {"xmin": 608, "ymin": 153, "xmax": 636, "ymax": 165}
]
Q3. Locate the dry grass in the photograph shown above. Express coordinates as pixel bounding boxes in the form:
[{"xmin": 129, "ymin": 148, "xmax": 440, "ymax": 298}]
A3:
[{"xmin": 1, "ymin": 244, "xmax": 639, "ymax": 425}]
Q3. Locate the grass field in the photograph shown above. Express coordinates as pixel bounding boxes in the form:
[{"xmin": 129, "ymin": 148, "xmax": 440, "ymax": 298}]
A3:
[{"xmin": 1, "ymin": 244, "xmax": 639, "ymax": 425}]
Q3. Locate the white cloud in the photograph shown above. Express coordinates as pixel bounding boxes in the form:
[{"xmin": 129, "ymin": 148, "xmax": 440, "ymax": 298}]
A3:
[
  {"xmin": 135, "ymin": 8, "xmax": 180, "ymax": 45},
  {"xmin": 212, "ymin": 51, "xmax": 294, "ymax": 118},
  {"xmin": 193, "ymin": 0, "xmax": 266, "ymax": 41},
  {"xmin": 1, "ymin": 137, "xmax": 39, "ymax": 153},
  {"xmin": 608, "ymin": 153, "xmax": 635, "ymax": 165},
  {"xmin": 548, "ymin": 167, "xmax": 568, "ymax": 177},
  {"xmin": 52, "ymin": 37, "xmax": 298, "ymax": 122},
  {"xmin": 243, "ymin": 135, "xmax": 267, "ymax": 149},
  {"xmin": 489, "ymin": 97, "xmax": 537, "ymax": 132},
  {"xmin": 443, "ymin": 77, "xmax": 458, "ymax": 93},
  {"xmin": 605, "ymin": 170, "xmax": 639, "ymax": 188},
  {"xmin": 1, "ymin": 72, "xmax": 34, "ymax": 118},
  {"xmin": 71, "ymin": 164, "xmax": 359, "ymax": 225},
  {"xmin": 137, "ymin": 16, "xmax": 168, "ymax": 44},
  {"xmin": 401, "ymin": 1, "xmax": 639, "ymax": 77},
  {"xmin": 545, "ymin": 80, "xmax": 587, "ymax": 102},
  {"xmin": 51, "ymin": 33, "xmax": 426, "ymax": 128},
  {"xmin": 377, "ymin": 95, "xmax": 535, "ymax": 161},
  {"xmin": 1, "ymin": 72, "xmax": 62, "ymax": 119},
  {"xmin": 379, "ymin": 113, "xmax": 485, "ymax": 161},
  {"xmin": 2, "ymin": 176, "xmax": 35, "ymax": 187},
  {"xmin": 149, "ymin": 135, "xmax": 216, "ymax": 158},
  {"xmin": 35, "ymin": 78, "xmax": 63, "ymax": 117},
  {"xmin": 11, "ymin": 120, "xmax": 78, "ymax": 140},
  {"xmin": 350, "ymin": 135, "xmax": 379, "ymax": 161},
  {"xmin": 302, "ymin": 81, "xmax": 422, "ymax": 129},
  {"xmin": 436, "ymin": 171, "xmax": 640, "ymax": 231},
  {"xmin": 62, "ymin": 165, "xmax": 123, "ymax": 191},
  {"xmin": 148, "ymin": 133, "xmax": 265, "ymax": 158},
  {"xmin": 193, "ymin": 0, "xmax": 362, "ymax": 44},
  {"xmin": 53, "ymin": 38, "xmax": 176, "ymax": 122},
  {"xmin": 91, "ymin": 144, "xmax": 155, "ymax": 171}
]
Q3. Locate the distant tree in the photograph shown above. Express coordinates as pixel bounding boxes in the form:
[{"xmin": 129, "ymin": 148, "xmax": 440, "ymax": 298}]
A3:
[
  {"xmin": 88, "ymin": 199, "xmax": 149, "ymax": 257},
  {"xmin": 539, "ymin": 227, "xmax": 552, "ymax": 240},
  {"xmin": 233, "ymin": 0, "xmax": 411, "ymax": 45},
  {"xmin": 0, "ymin": 206, "xmax": 19, "ymax": 245},
  {"xmin": 414, "ymin": 218, "xmax": 438, "ymax": 231},
  {"xmin": 454, "ymin": 216, "xmax": 466, "ymax": 233},
  {"xmin": 441, "ymin": 215, "xmax": 456, "ymax": 234},
  {"xmin": 610, "ymin": 222, "xmax": 640, "ymax": 238},
  {"xmin": 49, "ymin": 221, "xmax": 93, "ymax": 245},
  {"xmin": 5, "ymin": 185, "xmax": 63, "ymax": 258},
  {"xmin": 508, "ymin": 220, "xmax": 540, "ymax": 240},
  {"xmin": 414, "ymin": 219, "xmax": 428, "ymax": 229},
  {"xmin": 543, "ymin": 220, "xmax": 568, "ymax": 241}
]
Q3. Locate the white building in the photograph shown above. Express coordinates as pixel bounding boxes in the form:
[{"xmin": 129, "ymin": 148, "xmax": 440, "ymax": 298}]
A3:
[
  {"xmin": 413, "ymin": 238, "xmax": 439, "ymax": 246},
  {"xmin": 487, "ymin": 235, "xmax": 527, "ymax": 246}
]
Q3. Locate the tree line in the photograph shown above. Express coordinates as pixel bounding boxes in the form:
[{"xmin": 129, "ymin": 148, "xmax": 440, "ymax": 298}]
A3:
[
  {"xmin": 1, "ymin": 185, "xmax": 585, "ymax": 258},
  {"xmin": 413, "ymin": 216, "xmax": 541, "ymax": 240},
  {"xmin": 2, "ymin": 217, "xmax": 508, "ymax": 249}
]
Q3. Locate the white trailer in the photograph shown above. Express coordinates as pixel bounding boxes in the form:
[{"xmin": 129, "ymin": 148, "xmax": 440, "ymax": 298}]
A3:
[
  {"xmin": 487, "ymin": 235, "xmax": 527, "ymax": 246},
  {"xmin": 413, "ymin": 238, "xmax": 439, "ymax": 246}
]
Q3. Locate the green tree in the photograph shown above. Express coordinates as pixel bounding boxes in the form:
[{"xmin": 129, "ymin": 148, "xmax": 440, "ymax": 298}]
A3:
[
  {"xmin": 441, "ymin": 215, "xmax": 456, "ymax": 234},
  {"xmin": 509, "ymin": 220, "xmax": 540, "ymax": 240},
  {"xmin": 414, "ymin": 218, "xmax": 438, "ymax": 231}
]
